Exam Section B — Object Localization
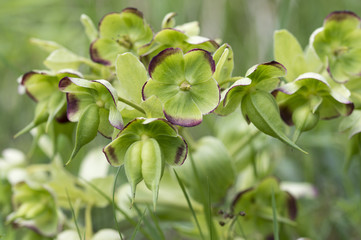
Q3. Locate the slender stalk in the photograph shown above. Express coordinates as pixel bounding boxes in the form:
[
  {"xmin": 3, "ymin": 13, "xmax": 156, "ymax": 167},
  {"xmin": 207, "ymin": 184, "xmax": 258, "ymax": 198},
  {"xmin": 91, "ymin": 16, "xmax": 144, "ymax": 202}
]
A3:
[
  {"xmin": 113, "ymin": 166, "xmax": 124, "ymax": 240},
  {"xmin": 229, "ymin": 131, "xmax": 261, "ymax": 156},
  {"xmin": 118, "ymin": 96, "xmax": 146, "ymax": 115},
  {"xmin": 85, "ymin": 204, "xmax": 93, "ymax": 239}
]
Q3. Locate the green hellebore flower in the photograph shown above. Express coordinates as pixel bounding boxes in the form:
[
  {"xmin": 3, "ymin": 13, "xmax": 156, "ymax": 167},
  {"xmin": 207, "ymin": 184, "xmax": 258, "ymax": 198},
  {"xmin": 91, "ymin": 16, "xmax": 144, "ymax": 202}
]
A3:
[
  {"xmin": 59, "ymin": 77, "xmax": 123, "ymax": 164},
  {"xmin": 142, "ymin": 48, "xmax": 220, "ymax": 127},
  {"xmin": 231, "ymin": 178, "xmax": 297, "ymax": 239},
  {"xmin": 311, "ymin": 11, "xmax": 361, "ymax": 82},
  {"xmin": 90, "ymin": 8, "xmax": 153, "ymax": 65},
  {"xmin": 274, "ymin": 72, "xmax": 354, "ymax": 134},
  {"xmin": 15, "ymin": 70, "xmax": 81, "ymax": 138},
  {"xmin": 103, "ymin": 118, "xmax": 187, "ymax": 207},
  {"xmin": 7, "ymin": 182, "xmax": 62, "ymax": 237},
  {"xmin": 138, "ymin": 28, "xmax": 219, "ymax": 59},
  {"xmin": 216, "ymin": 61, "xmax": 305, "ymax": 152}
]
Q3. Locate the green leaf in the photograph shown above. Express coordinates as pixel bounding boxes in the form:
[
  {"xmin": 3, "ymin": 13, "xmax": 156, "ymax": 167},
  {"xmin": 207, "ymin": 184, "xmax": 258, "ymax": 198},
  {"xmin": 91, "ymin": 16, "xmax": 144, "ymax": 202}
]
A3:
[
  {"xmin": 115, "ymin": 53, "xmax": 148, "ymax": 104},
  {"xmin": 242, "ymin": 91, "xmax": 306, "ymax": 153},
  {"xmin": 124, "ymin": 141, "xmax": 143, "ymax": 200},
  {"xmin": 44, "ymin": 49, "xmax": 82, "ymax": 71},
  {"xmin": 141, "ymin": 138, "xmax": 163, "ymax": 209},
  {"xmin": 80, "ymin": 14, "xmax": 98, "ymax": 42},
  {"xmin": 274, "ymin": 30, "xmax": 307, "ymax": 82},
  {"xmin": 66, "ymin": 104, "xmax": 100, "ymax": 165},
  {"xmin": 98, "ymin": 107, "xmax": 114, "ymax": 138},
  {"xmin": 29, "ymin": 38, "xmax": 64, "ymax": 53}
]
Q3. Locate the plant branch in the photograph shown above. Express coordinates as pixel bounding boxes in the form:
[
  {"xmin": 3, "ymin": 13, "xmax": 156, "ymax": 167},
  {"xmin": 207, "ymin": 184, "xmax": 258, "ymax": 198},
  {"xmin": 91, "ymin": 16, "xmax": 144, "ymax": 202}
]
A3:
[{"xmin": 118, "ymin": 96, "xmax": 146, "ymax": 115}]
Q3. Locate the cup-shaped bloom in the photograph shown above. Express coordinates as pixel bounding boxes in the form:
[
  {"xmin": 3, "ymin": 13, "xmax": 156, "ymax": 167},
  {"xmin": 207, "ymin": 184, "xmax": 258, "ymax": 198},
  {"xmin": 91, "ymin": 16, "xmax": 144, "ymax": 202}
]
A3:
[
  {"xmin": 142, "ymin": 48, "xmax": 220, "ymax": 127},
  {"xmin": 59, "ymin": 77, "xmax": 123, "ymax": 164},
  {"xmin": 311, "ymin": 11, "xmax": 361, "ymax": 82},
  {"xmin": 138, "ymin": 28, "xmax": 219, "ymax": 60},
  {"xmin": 7, "ymin": 182, "xmax": 62, "ymax": 237},
  {"xmin": 103, "ymin": 118, "xmax": 187, "ymax": 207},
  {"xmin": 16, "ymin": 70, "xmax": 81, "ymax": 137},
  {"xmin": 231, "ymin": 178, "xmax": 297, "ymax": 239},
  {"xmin": 90, "ymin": 8, "xmax": 153, "ymax": 65},
  {"xmin": 274, "ymin": 72, "xmax": 354, "ymax": 133}
]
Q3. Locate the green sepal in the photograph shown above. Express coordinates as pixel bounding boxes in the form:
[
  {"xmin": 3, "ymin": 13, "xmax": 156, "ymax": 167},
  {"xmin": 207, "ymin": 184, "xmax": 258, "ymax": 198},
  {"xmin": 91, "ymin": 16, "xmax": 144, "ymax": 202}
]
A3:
[
  {"xmin": 44, "ymin": 49, "xmax": 83, "ymax": 71},
  {"xmin": 29, "ymin": 38, "xmax": 65, "ymax": 53},
  {"xmin": 213, "ymin": 43, "xmax": 234, "ymax": 86},
  {"xmin": 80, "ymin": 14, "xmax": 98, "ymax": 42},
  {"xmin": 242, "ymin": 91, "xmax": 306, "ymax": 153},
  {"xmin": 246, "ymin": 61, "xmax": 286, "ymax": 88},
  {"xmin": 66, "ymin": 104, "xmax": 100, "ymax": 165},
  {"xmin": 274, "ymin": 30, "xmax": 308, "ymax": 82},
  {"xmin": 141, "ymin": 138, "xmax": 163, "ymax": 209},
  {"xmin": 115, "ymin": 53, "xmax": 148, "ymax": 104},
  {"xmin": 45, "ymin": 91, "xmax": 66, "ymax": 132},
  {"xmin": 14, "ymin": 101, "xmax": 49, "ymax": 138},
  {"xmin": 124, "ymin": 141, "xmax": 143, "ymax": 201},
  {"xmin": 161, "ymin": 12, "xmax": 177, "ymax": 29}
]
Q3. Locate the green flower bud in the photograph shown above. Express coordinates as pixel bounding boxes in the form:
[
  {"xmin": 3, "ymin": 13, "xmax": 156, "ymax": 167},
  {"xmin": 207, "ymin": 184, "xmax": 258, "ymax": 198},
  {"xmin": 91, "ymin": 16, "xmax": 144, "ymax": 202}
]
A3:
[{"xmin": 292, "ymin": 104, "xmax": 320, "ymax": 132}]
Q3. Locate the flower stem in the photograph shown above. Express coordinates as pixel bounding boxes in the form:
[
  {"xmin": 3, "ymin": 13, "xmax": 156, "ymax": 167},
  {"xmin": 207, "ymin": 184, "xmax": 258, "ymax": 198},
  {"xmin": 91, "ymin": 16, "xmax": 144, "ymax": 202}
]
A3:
[
  {"xmin": 117, "ymin": 96, "xmax": 146, "ymax": 115},
  {"xmin": 85, "ymin": 204, "xmax": 93, "ymax": 239}
]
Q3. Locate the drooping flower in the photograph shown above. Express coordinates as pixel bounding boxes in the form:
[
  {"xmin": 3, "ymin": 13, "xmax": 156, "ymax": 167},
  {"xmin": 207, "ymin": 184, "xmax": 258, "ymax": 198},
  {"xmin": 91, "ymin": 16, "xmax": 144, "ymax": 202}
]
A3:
[
  {"xmin": 59, "ymin": 77, "xmax": 123, "ymax": 164},
  {"xmin": 90, "ymin": 8, "xmax": 153, "ymax": 65},
  {"xmin": 103, "ymin": 118, "xmax": 187, "ymax": 208},
  {"xmin": 311, "ymin": 11, "xmax": 361, "ymax": 82},
  {"xmin": 16, "ymin": 70, "xmax": 81, "ymax": 137},
  {"xmin": 274, "ymin": 72, "xmax": 354, "ymax": 137},
  {"xmin": 142, "ymin": 48, "xmax": 220, "ymax": 127},
  {"xmin": 7, "ymin": 182, "xmax": 63, "ymax": 237}
]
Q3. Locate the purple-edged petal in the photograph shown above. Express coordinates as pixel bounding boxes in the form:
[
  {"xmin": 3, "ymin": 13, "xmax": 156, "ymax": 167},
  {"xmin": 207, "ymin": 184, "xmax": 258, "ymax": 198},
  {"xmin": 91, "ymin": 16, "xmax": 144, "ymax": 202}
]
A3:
[
  {"xmin": 142, "ymin": 79, "xmax": 179, "ymax": 102},
  {"xmin": 163, "ymin": 91, "xmax": 203, "ymax": 127},
  {"xmin": 109, "ymin": 105, "xmax": 124, "ymax": 130},
  {"xmin": 66, "ymin": 92, "xmax": 95, "ymax": 122},
  {"xmin": 190, "ymin": 78, "xmax": 220, "ymax": 114},
  {"xmin": 90, "ymin": 38, "xmax": 127, "ymax": 65},
  {"xmin": 184, "ymin": 49, "xmax": 215, "ymax": 84},
  {"xmin": 21, "ymin": 71, "xmax": 58, "ymax": 102},
  {"xmin": 59, "ymin": 77, "xmax": 94, "ymax": 93},
  {"xmin": 155, "ymin": 135, "xmax": 188, "ymax": 166},
  {"xmin": 246, "ymin": 61, "xmax": 286, "ymax": 86},
  {"xmin": 148, "ymin": 48, "xmax": 185, "ymax": 84},
  {"xmin": 98, "ymin": 108, "xmax": 113, "ymax": 138},
  {"xmin": 103, "ymin": 133, "xmax": 140, "ymax": 166}
]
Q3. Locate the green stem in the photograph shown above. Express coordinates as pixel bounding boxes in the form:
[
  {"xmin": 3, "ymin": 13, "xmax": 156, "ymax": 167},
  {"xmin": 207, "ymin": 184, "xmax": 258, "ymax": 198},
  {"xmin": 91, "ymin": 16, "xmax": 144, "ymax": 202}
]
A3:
[
  {"xmin": 118, "ymin": 96, "xmax": 146, "ymax": 115},
  {"xmin": 229, "ymin": 131, "xmax": 260, "ymax": 156},
  {"xmin": 85, "ymin": 204, "xmax": 93, "ymax": 239}
]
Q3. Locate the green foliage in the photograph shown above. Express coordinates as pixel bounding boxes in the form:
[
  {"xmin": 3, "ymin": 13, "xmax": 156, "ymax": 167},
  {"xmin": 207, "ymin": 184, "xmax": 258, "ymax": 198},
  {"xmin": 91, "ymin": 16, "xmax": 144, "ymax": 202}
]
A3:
[{"xmin": 2, "ymin": 3, "xmax": 361, "ymax": 240}]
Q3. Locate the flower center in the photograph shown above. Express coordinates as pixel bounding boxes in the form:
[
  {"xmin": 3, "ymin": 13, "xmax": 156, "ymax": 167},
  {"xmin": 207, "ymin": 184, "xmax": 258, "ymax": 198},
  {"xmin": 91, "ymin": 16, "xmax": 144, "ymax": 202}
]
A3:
[
  {"xmin": 116, "ymin": 35, "xmax": 133, "ymax": 49},
  {"xmin": 333, "ymin": 46, "xmax": 348, "ymax": 57},
  {"xmin": 96, "ymin": 99, "xmax": 105, "ymax": 108},
  {"xmin": 179, "ymin": 81, "xmax": 191, "ymax": 91}
]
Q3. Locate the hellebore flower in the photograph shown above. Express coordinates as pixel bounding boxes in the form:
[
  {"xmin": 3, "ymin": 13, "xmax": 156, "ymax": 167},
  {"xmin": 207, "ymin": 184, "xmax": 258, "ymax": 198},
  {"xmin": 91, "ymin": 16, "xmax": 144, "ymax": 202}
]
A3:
[
  {"xmin": 216, "ymin": 61, "xmax": 305, "ymax": 152},
  {"xmin": 138, "ymin": 22, "xmax": 219, "ymax": 59},
  {"xmin": 274, "ymin": 72, "xmax": 354, "ymax": 138},
  {"xmin": 311, "ymin": 11, "xmax": 361, "ymax": 82},
  {"xmin": 231, "ymin": 178, "xmax": 297, "ymax": 239},
  {"xmin": 103, "ymin": 118, "xmax": 187, "ymax": 208},
  {"xmin": 142, "ymin": 48, "xmax": 220, "ymax": 127},
  {"xmin": 90, "ymin": 8, "xmax": 153, "ymax": 65},
  {"xmin": 59, "ymin": 77, "xmax": 123, "ymax": 164},
  {"xmin": 7, "ymin": 182, "xmax": 62, "ymax": 237},
  {"xmin": 15, "ymin": 70, "xmax": 81, "ymax": 137}
]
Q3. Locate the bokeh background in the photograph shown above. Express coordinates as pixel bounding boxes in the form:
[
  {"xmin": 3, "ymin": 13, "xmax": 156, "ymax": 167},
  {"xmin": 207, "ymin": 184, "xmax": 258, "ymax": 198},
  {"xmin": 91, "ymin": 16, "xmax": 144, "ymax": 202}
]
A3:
[{"xmin": 1, "ymin": 0, "xmax": 361, "ymax": 239}]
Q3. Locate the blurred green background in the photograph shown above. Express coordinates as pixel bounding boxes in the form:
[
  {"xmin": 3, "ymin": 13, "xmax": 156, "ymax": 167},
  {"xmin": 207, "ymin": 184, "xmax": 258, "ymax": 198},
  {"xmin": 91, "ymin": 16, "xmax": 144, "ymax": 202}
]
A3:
[{"xmin": 1, "ymin": 0, "xmax": 361, "ymax": 239}]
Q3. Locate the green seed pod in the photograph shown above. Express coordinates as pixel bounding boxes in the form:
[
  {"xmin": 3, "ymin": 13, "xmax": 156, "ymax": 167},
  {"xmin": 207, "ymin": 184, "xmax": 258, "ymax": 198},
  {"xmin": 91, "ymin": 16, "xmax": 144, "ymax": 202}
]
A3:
[
  {"xmin": 141, "ymin": 138, "xmax": 163, "ymax": 208},
  {"xmin": 292, "ymin": 104, "xmax": 320, "ymax": 132},
  {"xmin": 124, "ymin": 141, "xmax": 143, "ymax": 200}
]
